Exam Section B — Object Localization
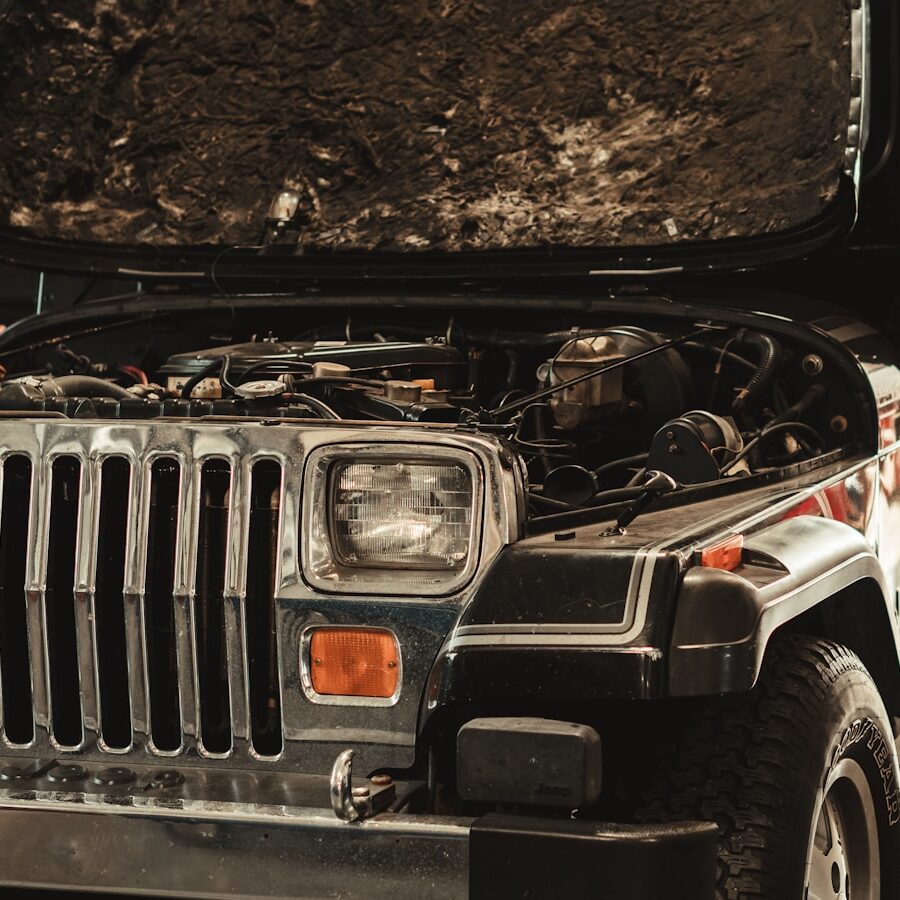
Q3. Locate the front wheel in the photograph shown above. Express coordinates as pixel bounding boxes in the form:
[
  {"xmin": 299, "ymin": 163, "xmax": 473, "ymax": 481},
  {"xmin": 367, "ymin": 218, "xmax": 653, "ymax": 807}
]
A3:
[{"xmin": 638, "ymin": 636, "xmax": 900, "ymax": 899}]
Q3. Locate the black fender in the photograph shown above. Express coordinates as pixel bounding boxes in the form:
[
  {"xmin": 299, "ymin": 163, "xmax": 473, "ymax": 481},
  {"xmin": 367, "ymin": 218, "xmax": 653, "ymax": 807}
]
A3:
[{"xmin": 668, "ymin": 515, "xmax": 900, "ymax": 696}]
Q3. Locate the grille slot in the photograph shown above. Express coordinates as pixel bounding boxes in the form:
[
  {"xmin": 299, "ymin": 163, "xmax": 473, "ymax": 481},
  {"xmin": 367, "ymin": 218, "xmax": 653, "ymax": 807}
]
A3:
[
  {"xmin": 45, "ymin": 457, "xmax": 83, "ymax": 748},
  {"xmin": 144, "ymin": 458, "xmax": 182, "ymax": 752},
  {"xmin": 94, "ymin": 458, "xmax": 132, "ymax": 750},
  {"xmin": 0, "ymin": 456, "xmax": 34, "ymax": 745},
  {"xmin": 246, "ymin": 461, "xmax": 283, "ymax": 757},
  {"xmin": 195, "ymin": 460, "xmax": 232, "ymax": 754}
]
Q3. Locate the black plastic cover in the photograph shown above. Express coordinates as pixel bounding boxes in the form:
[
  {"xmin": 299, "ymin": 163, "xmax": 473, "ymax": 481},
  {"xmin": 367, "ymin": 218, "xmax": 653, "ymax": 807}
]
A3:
[{"xmin": 457, "ymin": 717, "xmax": 602, "ymax": 808}]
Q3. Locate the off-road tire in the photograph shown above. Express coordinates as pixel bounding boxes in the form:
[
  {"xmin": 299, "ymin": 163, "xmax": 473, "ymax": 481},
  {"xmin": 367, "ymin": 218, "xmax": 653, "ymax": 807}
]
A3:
[{"xmin": 637, "ymin": 635, "xmax": 900, "ymax": 899}]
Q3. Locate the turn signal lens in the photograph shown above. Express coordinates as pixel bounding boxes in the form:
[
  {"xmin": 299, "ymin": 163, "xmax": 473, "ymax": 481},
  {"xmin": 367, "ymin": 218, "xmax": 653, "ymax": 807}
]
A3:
[
  {"xmin": 699, "ymin": 534, "xmax": 744, "ymax": 571},
  {"xmin": 309, "ymin": 628, "xmax": 400, "ymax": 698}
]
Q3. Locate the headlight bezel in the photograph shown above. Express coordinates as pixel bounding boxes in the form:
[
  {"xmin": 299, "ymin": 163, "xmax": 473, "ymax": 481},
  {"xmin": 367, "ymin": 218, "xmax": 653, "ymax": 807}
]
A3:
[{"xmin": 301, "ymin": 444, "xmax": 484, "ymax": 597}]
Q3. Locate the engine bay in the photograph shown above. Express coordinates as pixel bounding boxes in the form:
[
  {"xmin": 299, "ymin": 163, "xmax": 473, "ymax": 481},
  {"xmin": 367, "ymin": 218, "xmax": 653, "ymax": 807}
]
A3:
[{"xmin": 0, "ymin": 307, "xmax": 863, "ymax": 520}]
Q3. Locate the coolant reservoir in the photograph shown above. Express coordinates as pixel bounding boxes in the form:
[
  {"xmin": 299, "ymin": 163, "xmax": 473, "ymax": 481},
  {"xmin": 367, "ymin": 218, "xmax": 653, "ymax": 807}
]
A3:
[{"xmin": 548, "ymin": 335, "xmax": 626, "ymax": 429}]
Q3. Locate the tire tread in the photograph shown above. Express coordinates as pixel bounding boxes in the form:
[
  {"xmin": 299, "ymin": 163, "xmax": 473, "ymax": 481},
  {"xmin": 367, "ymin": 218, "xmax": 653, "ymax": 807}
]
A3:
[{"xmin": 637, "ymin": 636, "xmax": 871, "ymax": 898}]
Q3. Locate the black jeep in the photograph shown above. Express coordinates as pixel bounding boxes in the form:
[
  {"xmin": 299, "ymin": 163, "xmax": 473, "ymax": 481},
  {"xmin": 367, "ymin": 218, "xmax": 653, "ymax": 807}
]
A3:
[{"xmin": 0, "ymin": 1, "xmax": 897, "ymax": 897}]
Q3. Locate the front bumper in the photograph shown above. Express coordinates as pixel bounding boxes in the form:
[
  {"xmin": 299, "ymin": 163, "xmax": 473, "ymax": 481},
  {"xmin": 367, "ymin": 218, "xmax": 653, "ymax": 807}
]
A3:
[{"xmin": 0, "ymin": 760, "xmax": 717, "ymax": 899}]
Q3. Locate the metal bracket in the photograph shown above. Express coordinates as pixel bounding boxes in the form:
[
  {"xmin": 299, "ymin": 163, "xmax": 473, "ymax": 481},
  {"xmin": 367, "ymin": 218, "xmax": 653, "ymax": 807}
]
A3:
[{"xmin": 330, "ymin": 749, "xmax": 396, "ymax": 822}]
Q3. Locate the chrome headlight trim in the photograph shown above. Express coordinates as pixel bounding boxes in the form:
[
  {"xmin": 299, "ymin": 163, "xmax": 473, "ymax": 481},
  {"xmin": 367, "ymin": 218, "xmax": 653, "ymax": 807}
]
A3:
[{"xmin": 301, "ymin": 443, "xmax": 484, "ymax": 597}]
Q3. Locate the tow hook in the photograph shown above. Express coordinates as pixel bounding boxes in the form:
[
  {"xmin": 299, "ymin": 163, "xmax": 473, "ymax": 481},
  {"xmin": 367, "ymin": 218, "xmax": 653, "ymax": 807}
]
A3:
[{"xmin": 330, "ymin": 749, "xmax": 396, "ymax": 822}]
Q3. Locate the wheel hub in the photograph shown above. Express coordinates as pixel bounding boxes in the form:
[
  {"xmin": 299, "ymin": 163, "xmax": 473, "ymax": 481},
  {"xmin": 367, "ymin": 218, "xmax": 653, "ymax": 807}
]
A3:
[
  {"xmin": 805, "ymin": 758, "xmax": 880, "ymax": 900},
  {"xmin": 807, "ymin": 795, "xmax": 850, "ymax": 899}
]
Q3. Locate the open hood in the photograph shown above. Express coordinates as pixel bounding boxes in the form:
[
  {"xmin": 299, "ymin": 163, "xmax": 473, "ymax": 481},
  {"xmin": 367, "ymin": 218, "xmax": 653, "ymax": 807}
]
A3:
[{"xmin": 0, "ymin": 0, "xmax": 873, "ymax": 281}]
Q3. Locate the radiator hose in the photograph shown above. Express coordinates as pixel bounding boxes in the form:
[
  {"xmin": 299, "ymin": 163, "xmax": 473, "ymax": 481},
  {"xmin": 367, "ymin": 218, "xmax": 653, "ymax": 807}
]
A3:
[
  {"xmin": 44, "ymin": 376, "xmax": 132, "ymax": 399},
  {"xmin": 0, "ymin": 374, "xmax": 132, "ymax": 405}
]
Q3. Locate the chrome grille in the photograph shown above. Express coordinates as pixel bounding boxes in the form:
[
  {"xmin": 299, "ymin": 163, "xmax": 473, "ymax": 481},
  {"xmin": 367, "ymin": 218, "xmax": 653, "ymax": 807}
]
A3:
[
  {"xmin": 0, "ymin": 422, "xmax": 289, "ymax": 762},
  {"xmin": 0, "ymin": 418, "xmax": 517, "ymax": 773}
]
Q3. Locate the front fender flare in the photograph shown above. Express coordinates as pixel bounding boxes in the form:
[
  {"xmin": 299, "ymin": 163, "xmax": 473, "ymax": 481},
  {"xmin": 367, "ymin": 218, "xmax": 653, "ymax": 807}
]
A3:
[{"xmin": 668, "ymin": 515, "xmax": 892, "ymax": 695}]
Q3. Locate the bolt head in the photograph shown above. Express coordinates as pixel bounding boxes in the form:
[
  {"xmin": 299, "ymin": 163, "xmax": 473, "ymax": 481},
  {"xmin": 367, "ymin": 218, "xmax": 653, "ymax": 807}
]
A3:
[
  {"xmin": 351, "ymin": 786, "xmax": 370, "ymax": 798},
  {"xmin": 830, "ymin": 415, "xmax": 848, "ymax": 434}
]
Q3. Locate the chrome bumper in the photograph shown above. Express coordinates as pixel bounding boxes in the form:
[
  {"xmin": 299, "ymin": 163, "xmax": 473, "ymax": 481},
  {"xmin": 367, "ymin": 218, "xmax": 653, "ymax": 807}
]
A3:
[
  {"xmin": 0, "ymin": 799, "xmax": 472, "ymax": 898},
  {"xmin": 0, "ymin": 757, "xmax": 717, "ymax": 898}
]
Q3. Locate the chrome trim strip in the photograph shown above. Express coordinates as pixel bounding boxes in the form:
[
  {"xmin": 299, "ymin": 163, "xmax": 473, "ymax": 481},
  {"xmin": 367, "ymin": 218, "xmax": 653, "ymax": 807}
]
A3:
[
  {"xmin": 173, "ymin": 456, "xmax": 200, "ymax": 748},
  {"xmin": 223, "ymin": 457, "xmax": 251, "ymax": 744},
  {"xmin": 123, "ymin": 454, "xmax": 152, "ymax": 744},
  {"xmin": 0, "ymin": 791, "xmax": 474, "ymax": 831},
  {"xmin": 846, "ymin": 0, "xmax": 870, "ymax": 183},
  {"xmin": 277, "ymin": 446, "xmax": 301, "ymax": 594},
  {"xmin": 73, "ymin": 457, "xmax": 100, "ymax": 737}
]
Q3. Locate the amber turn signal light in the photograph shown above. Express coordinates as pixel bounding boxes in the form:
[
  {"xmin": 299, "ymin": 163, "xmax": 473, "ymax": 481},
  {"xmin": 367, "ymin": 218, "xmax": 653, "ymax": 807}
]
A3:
[
  {"xmin": 699, "ymin": 534, "xmax": 744, "ymax": 571},
  {"xmin": 309, "ymin": 627, "xmax": 400, "ymax": 698}
]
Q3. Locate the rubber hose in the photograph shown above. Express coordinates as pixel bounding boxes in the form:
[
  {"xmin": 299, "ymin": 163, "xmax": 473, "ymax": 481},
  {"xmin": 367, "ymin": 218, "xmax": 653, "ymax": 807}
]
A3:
[
  {"xmin": 49, "ymin": 376, "xmax": 131, "ymax": 399},
  {"xmin": 732, "ymin": 330, "xmax": 783, "ymax": 412}
]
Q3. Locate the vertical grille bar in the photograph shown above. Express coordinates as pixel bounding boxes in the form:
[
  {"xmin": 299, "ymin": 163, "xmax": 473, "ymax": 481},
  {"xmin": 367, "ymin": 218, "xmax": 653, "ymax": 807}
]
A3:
[
  {"xmin": 94, "ymin": 458, "xmax": 133, "ymax": 750},
  {"xmin": 245, "ymin": 460, "xmax": 284, "ymax": 757},
  {"xmin": 45, "ymin": 457, "xmax": 84, "ymax": 748},
  {"xmin": 223, "ymin": 460, "xmax": 251, "ymax": 743},
  {"xmin": 122, "ymin": 456, "xmax": 151, "ymax": 743},
  {"xmin": 73, "ymin": 457, "xmax": 100, "ymax": 740},
  {"xmin": 24, "ymin": 456, "xmax": 52, "ymax": 736},
  {"xmin": 173, "ymin": 458, "xmax": 200, "ymax": 746},
  {"xmin": 0, "ymin": 456, "xmax": 34, "ymax": 745},
  {"xmin": 144, "ymin": 458, "xmax": 182, "ymax": 752},
  {"xmin": 195, "ymin": 460, "xmax": 232, "ymax": 754}
]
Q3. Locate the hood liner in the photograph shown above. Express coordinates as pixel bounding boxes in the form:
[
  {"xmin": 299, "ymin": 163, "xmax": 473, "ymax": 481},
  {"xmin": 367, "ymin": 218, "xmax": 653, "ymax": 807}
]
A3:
[{"xmin": 0, "ymin": 1, "xmax": 851, "ymax": 255}]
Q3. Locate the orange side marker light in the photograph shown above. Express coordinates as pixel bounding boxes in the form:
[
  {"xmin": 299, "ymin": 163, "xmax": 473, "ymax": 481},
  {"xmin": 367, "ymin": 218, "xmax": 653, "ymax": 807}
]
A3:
[
  {"xmin": 699, "ymin": 534, "xmax": 744, "ymax": 572},
  {"xmin": 309, "ymin": 627, "xmax": 400, "ymax": 699}
]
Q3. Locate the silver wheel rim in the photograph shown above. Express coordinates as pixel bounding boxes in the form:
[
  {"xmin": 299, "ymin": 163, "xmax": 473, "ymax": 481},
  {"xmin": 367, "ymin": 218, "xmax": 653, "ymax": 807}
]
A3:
[{"xmin": 805, "ymin": 758, "xmax": 880, "ymax": 900}]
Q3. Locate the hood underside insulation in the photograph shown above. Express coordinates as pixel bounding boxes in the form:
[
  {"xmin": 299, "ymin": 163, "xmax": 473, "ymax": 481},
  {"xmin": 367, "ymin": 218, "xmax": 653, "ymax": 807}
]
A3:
[{"xmin": 0, "ymin": 0, "xmax": 851, "ymax": 252}]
